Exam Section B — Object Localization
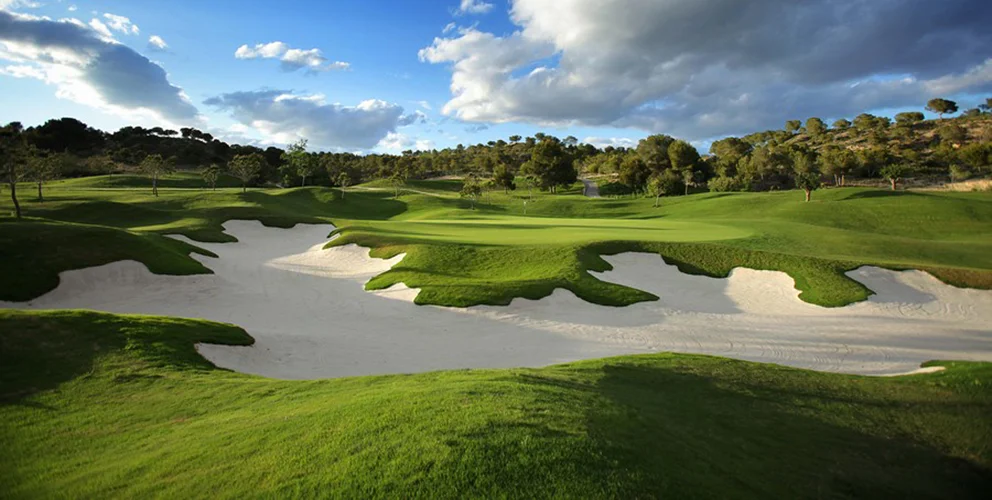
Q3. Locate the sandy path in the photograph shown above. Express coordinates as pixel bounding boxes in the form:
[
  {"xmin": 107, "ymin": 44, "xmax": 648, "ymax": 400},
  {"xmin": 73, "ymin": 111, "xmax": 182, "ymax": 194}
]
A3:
[
  {"xmin": 581, "ymin": 179, "xmax": 601, "ymax": 198},
  {"xmin": 3, "ymin": 221, "xmax": 991, "ymax": 379}
]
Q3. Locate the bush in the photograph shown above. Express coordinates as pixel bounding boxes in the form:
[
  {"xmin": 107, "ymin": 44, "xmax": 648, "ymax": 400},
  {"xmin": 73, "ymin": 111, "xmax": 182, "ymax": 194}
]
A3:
[
  {"xmin": 708, "ymin": 176, "xmax": 741, "ymax": 192},
  {"xmin": 949, "ymin": 165, "xmax": 972, "ymax": 182},
  {"xmin": 598, "ymin": 181, "xmax": 634, "ymax": 197}
]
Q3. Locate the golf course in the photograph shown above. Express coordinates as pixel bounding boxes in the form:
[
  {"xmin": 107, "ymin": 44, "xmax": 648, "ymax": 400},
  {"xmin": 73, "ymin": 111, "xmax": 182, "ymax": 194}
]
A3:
[
  {"xmin": 3, "ymin": 0, "xmax": 992, "ymax": 494},
  {"xmin": 2, "ymin": 173, "xmax": 992, "ymax": 497}
]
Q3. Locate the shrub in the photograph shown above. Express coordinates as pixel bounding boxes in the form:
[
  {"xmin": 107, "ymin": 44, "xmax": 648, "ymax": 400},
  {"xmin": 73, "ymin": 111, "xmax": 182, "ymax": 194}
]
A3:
[{"xmin": 708, "ymin": 176, "xmax": 741, "ymax": 192}]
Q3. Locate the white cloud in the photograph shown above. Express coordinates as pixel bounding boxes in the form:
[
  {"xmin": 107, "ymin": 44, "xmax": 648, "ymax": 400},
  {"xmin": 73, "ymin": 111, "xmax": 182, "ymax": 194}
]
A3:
[
  {"xmin": 378, "ymin": 132, "xmax": 435, "ymax": 152},
  {"xmin": 87, "ymin": 18, "xmax": 113, "ymax": 39},
  {"xmin": 147, "ymin": 35, "xmax": 168, "ymax": 51},
  {"xmin": 0, "ymin": 1, "xmax": 41, "ymax": 9},
  {"xmin": 68, "ymin": 5, "xmax": 77, "ymax": 12},
  {"xmin": 102, "ymin": 13, "xmax": 138, "ymax": 35},
  {"xmin": 235, "ymin": 41, "xmax": 288, "ymax": 59},
  {"xmin": 442, "ymin": 22, "xmax": 457, "ymax": 34},
  {"xmin": 204, "ymin": 90, "xmax": 407, "ymax": 150},
  {"xmin": 397, "ymin": 110, "xmax": 427, "ymax": 126},
  {"xmin": 416, "ymin": 100, "xmax": 432, "ymax": 110},
  {"xmin": 0, "ymin": 10, "xmax": 200, "ymax": 125},
  {"xmin": 583, "ymin": 137, "xmax": 637, "ymax": 149},
  {"xmin": 422, "ymin": 0, "xmax": 992, "ymax": 140},
  {"xmin": 235, "ymin": 41, "xmax": 349, "ymax": 73},
  {"xmin": 455, "ymin": 0, "xmax": 493, "ymax": 15}
]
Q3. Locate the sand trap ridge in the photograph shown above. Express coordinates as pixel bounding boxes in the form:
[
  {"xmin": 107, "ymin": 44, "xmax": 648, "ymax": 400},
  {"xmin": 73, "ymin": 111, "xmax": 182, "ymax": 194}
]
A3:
[{"xmin": 3, "ymin": 220, "xmax": 990, "ymax": 379}]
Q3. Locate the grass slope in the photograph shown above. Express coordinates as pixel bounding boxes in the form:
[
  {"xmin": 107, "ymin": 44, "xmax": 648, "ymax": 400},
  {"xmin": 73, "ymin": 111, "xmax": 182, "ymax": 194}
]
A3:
[
  {"xmin": 1, "ymin": 178, "xmax": 990, "ymax": 307},
  {"xmin": 1, "ymin": 310, "xmax": 990, "ymax": 498},
  {"xmin": 0, "ymin": 218, "xmax": 215, "ymax": 301}
]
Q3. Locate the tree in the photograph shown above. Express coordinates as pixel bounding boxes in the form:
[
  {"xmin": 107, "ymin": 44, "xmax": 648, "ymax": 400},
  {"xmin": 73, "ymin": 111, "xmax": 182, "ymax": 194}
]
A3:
[
  {"xmin": 794, "ymin": 170, "xmax": 820, "ymax": 202},
  {"xmin": 857, "ymin": 147, "xmax": 890, "ymax": 178},
  {"xmin": 832, "ymin": 118, "xmax": 852, "ymax": 130},
  {"xmin": 636, "ymin": 134, "xmax": 674, "ymax": 171},
  {"xmin": 957, "ymin": 143, "xmax": 992, "ymax": 175},
  {"xmin": 785, "ymin": 120, "xmax": 802, "ymax": 134},
  {"xmin": 709, "ymin": 137, "xmax": 751, "ymax": 177},
  {"xmin": 282, "ymin": 139, "xmax": 317, "ymax": 186},
  {"xmin": 880, "ymin": 163, "xmax": 914, "ymax": 190},
  {"xmin": 790, "ymin": 146, "xmax": 820, "ymax": 202},
  {"xmin": 647, "ymin": 174, "xmax": 668, "ymax": 207},
  {"xmin": 202, "ymin": 164, "xmax": 223, "ymax": 190},
  {"xmin": 228, "ymin": 153, "xmax": 264, "ymax": 193},
  {"xmin": 1, "ymin": 122, "xmax": 27, "ymax": 218},
  {"xmin": 518, "ymin": 174, "xmax": 536, "ymax": 214},
  {"xmin": 819, "ymin": 147, "xmax": 858, "ymax": 186},
  {"xmin": 805, "ymin": 117, "xmax": 827, "ymax": 137},
  {"xmin": 895, "ymin": 111, "xmax": 925, "ymax": 127},
  {"xmin": 139, "ymin": 154, "xmax": 174, "ymax": 197},
  {"xmin": 387, "ymin": 174, "xmax": 405, "ymax": 198},
  {"xmin": 336, "ymin": 172, "xmax": 352, "ymax": 199},
  {"xmin": 28, "ymin": 117, "xmax": 105, "ymax": 155},
  {"xmin": 508, "ymin": 135, "xmax": 521, "ymax": 144},
  {"xmin": 668, "ymin": 140, "xmax": 700, "ymax": 195},
  {"xmin": 853, "ymin": 113, "xmax": 878, "ymax": 132},
  {"xmin": 24, "ymin": 148, "xmax": 62, "ymax": 202},
  {"xmin": 938, "ymin": 122, "xmax": 967, "ymax": 144},
  {"xmin": 978, "ymin": 98, "xmax": 992, "ymax": 114},
  {"xmin": 618, "ymin": 154, "xmax": 651, "ymax": 193},
  {"xmin": 460, "ymin": 175, "xmax": 483, "ymax": 209},
  {"xmin": 926, "ymin": 98, "xmax": 959, "ymax": 119},
  {"xmin": 491, "ymin": 163, "xmax": 516, "ymax": 193},
  {"xmin": 520, "ymin": 138, "xmax": 575, "ymax": 193}
]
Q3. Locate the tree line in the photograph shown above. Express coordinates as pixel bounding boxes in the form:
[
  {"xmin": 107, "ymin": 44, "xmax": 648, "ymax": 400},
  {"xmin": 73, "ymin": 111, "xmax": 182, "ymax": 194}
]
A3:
[{"xmin": 2, "ymin": 97, "xmax": 991, "ymax": 217}]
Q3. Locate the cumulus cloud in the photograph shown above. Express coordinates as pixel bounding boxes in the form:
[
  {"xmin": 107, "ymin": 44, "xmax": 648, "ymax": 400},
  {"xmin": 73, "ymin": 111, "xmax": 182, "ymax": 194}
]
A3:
[
  {"xmin": 583, "ymin": 137, "xmax": 637, "ymax": 149},
  {"xmin": 421, "ymin": 0, "xmax": 992, "ymax": 140},
  {"xmin": 102, "ymin": 13, "xmax": 138, "ymax": 35},
  {"xmin": 147, "ymin": 35, "xmax": 168, "ymax": 51},
  {"xmin": 235, "ymin": 41, "xmax": 349, "ymax": 73},
  {"xmin": 0, "ymin": 10, "xmax": 199, "ymax": 124},
  {"xmin": 0, "ymin": 1, "xmax": 41, "ymax": 9},
  {"xmin": 378, "ymin": 132, "xmax": 435, "ymax": 152},
  {"xmin": 398, "ymin": 110, "xmax": 427, "ymax": 126},
  {"xmin": 204, "ymin": 90, "xmax": 407, "ymax": 150},
  {"xmin": 455, "ymin": 0, "xmax": 493, "ymax": 16},
  {"xmin": 87, "ymin": 18, "xmax": 113, "ymax": 39}
]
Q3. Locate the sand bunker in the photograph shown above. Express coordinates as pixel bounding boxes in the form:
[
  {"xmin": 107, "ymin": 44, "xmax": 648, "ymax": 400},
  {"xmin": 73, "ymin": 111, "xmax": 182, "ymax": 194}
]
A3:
[{"xmin": 4, "ymin": 220, "xmax": 991, "ymax": 379}]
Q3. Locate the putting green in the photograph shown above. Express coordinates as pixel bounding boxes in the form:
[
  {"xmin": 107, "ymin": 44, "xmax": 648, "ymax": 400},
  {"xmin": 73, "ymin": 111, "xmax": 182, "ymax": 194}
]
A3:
[{"xmin": 345, "ymin": 216, "xmax": 752, "ymax": 246}]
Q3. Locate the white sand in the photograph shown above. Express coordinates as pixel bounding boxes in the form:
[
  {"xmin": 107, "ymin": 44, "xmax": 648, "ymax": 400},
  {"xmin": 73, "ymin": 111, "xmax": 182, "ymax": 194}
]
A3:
[{"xmin": 3, "ymin": 220, "xmax": 991, "ymax": 379}]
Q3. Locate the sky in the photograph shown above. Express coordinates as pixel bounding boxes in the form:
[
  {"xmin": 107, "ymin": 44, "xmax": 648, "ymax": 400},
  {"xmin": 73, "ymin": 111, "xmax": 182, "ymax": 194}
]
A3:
[{"xmin": 1, "ymin": 0, "xmax": 990, "ymax": 154}]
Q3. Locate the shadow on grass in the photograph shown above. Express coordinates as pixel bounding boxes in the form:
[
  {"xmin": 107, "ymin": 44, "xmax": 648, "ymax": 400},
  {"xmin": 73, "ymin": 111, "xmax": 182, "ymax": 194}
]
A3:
[
  {"xmin": 844, "ymin": 190, "xmax": 923, "ymax": 200},
  {"xmin": 0, "ymin": 310, "xmax": 252, "ymax": 405},
  {"xmin": 486, "ymin": 362, "xmax": 992, "ymax": 498}
]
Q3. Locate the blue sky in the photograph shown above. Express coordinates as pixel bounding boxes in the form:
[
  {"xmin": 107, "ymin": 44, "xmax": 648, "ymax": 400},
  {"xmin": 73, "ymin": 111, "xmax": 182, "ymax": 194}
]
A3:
[{"xmin": 1, "ymin": 0, "xmax": 990, "ymax": 153}]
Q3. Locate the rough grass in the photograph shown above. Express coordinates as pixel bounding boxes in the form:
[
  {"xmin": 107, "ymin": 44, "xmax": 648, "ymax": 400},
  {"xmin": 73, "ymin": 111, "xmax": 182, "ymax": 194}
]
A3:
[
  {"xmin": 1, "ymin": 178, "xmax": 990, "ymax": 307},
  {"xmin": 1, "ymin": 309, "xmax": 990, "ymax": 498}
]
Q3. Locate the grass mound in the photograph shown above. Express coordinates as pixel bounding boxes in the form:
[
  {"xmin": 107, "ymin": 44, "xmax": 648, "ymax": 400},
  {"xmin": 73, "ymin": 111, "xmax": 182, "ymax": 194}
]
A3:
[
  {"xmin": 1, "ymin": 309, "xmax": 990, "ymax": 498},
  {"xmin": 0, "ymin": 218, "xmax": 213, "ymax": 301}
]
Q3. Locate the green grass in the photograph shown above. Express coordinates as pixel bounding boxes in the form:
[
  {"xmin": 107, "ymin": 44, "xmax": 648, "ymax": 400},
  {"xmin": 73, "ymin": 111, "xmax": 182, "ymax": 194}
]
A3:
[
  {"xmin": 1, "ymin": 309, "xmax": 990, "ymax": 498},
  {"xmin": 1, "ymin": 177, "xmax": 990, "ymax": 306},
  {"xmin": 0, "ymin": 218, "xmax": 215, "ymax": 301}
]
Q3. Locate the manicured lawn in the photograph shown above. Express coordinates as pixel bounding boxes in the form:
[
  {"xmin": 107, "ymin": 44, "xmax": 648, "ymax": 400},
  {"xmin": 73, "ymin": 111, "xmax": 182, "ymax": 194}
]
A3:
[
  {"xmin": 1, "ymin": 178, "xmax": 990, "ymax": 306},
  {"xmin": 1, "ymin": 310, "xmax": 990, "ymax": 498}
]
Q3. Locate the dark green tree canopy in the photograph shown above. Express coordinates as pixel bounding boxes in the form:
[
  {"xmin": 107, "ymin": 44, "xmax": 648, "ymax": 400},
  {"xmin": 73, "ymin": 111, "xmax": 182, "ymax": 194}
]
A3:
[{"xmin": 926, "ymin": 98, "xmax": 959, "ymax": 118}]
